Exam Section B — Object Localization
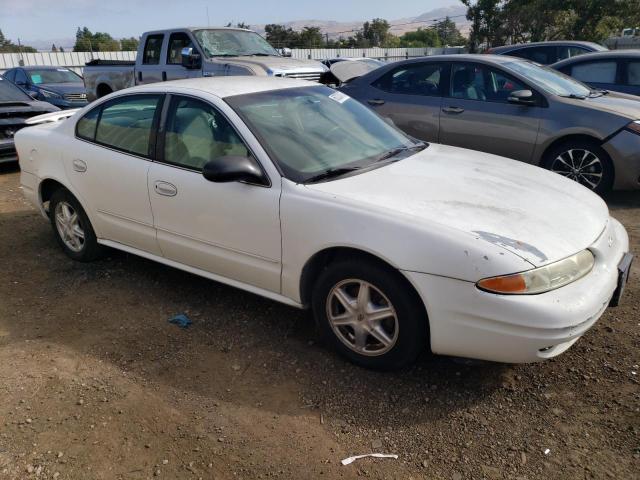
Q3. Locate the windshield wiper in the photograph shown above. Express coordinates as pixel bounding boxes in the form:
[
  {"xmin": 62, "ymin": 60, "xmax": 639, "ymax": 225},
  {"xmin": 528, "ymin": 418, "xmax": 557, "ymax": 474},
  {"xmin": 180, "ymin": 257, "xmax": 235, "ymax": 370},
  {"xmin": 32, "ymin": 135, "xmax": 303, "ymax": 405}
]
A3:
[
  {"xmin": 239, "ymin": 53, "xmax": 274, "ymax": 56},
  {"xmin": 588, "ymin": 89, "xmax": 608, "ymax": 97},
  {"xmin": 376, "ymin": 143, "xmax": 428, "ymax": 163},
  {"xmin": 304, "ymin": 166, "xmax": 362, "ymax": 184},
  {"xmin": 561, "ymin": 93, "xmax": 587, "ymax": 99}
]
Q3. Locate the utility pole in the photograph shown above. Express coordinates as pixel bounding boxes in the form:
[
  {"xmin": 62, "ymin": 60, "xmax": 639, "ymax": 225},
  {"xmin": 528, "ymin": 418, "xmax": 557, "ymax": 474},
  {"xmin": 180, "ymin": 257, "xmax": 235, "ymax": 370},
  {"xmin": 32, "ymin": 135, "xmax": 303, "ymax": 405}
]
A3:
[
  {"xmin": 17, "ymin": 37, "xmax": 24, "ymax": 65},
  {"xmin": 206, "ymin": 6, "xmax": 210, "ymax": 27}
]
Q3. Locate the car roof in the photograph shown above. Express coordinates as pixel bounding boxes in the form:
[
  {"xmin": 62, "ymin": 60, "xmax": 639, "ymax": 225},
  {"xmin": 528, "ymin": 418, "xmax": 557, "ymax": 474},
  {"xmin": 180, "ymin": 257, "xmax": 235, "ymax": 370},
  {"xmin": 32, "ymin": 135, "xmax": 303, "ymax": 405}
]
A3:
[
  {"xmin": 144, "ymin": 26, "xmax": 253, "ymax": 35},
  {"xmin": 18, "ymin": 65, "xmax": 75, "ymax": 71},
  {"xmin": 119, "ymin": 76, "xmax": 318, "ymax": 99},
  {"xmin": 373, "ymin": 53, "xmax": 528, "ymax": 66},
  {"xmin": 490, "ymin": 41, "xmax": 606, "ymax": 54},
  {"xmin": 551, "ymin": 49, "xmax": 640, "ymax": 67}
]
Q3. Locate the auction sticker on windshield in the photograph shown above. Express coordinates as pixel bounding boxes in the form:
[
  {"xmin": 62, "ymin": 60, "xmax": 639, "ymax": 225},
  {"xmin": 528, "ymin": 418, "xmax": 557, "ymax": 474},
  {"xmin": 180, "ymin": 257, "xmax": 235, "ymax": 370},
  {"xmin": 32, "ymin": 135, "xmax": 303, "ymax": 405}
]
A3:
[{"xmin": 329, "ymin": 91, "xmax": 350, "ymax": 104}]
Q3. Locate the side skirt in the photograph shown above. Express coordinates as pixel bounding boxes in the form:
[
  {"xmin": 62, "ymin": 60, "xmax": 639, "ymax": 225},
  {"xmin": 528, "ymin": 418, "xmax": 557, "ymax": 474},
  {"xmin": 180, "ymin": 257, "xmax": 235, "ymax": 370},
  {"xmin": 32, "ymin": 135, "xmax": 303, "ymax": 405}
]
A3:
[{"xmin": 98, "ymin": 239, "xmax": 304, "ymax": 309}]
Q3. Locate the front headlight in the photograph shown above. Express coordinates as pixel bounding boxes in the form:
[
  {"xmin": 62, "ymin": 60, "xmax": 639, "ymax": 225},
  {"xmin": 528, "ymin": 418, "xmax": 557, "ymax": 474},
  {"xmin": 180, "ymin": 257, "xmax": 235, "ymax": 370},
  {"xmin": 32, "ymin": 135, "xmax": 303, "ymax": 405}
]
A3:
[
  {"xmin": 39, "ymin": 89, "xmax": 63, "ymax": 99},
  {"xmin": 626, "ymin": 120, "xmax": 640, "ymax": 135},
  {"xmin": 477, "ymin": 250, "xmax": 594, "ymax": 295}
]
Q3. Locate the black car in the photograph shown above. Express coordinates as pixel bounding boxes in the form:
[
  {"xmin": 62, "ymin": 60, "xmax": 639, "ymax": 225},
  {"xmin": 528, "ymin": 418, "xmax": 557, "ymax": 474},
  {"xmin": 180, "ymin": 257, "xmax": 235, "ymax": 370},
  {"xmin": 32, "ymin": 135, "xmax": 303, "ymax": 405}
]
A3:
[
  {"xmin": 3, "ymin": 66, "xmax": 88, "ymax": 109},
  {"xmin": 551, "ymin": 50, "xmax": 640, "ymax": 96},
  {"xmin": 486, "ymin": 41, "xmax": 607, "ymax": 65},
  {"xmin": 0, "ymin": 76, "xmax": 59, "ymax": 164}
]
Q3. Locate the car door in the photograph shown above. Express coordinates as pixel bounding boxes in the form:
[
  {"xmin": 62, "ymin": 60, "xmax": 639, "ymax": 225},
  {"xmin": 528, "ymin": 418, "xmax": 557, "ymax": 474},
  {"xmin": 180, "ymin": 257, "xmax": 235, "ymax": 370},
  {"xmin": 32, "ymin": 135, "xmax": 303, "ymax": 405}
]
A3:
[
  {"xmin": 439, "ymin": 62, "xmax": 541, "ymax": 163},
  {"xmin": 147, "ymin": 94, "xmax": 282, "ymax": 292},
  {"xmin": 567, "ymin": 59, "xmax": 620, "ymax": 92},
  {"xmin": 67, "ymin": 94, "xmax": 164, "ymax": 254},
  {"xmin": 361, "ymin": 61, "xmax": 446, "ymax": 142},
  {"xmin": 163, "ymin": 31, "xmax": 202, "ymax": 81},
  {"xmin": 136, "ymin": 34, "xmax": 165, "ymax": 85}
]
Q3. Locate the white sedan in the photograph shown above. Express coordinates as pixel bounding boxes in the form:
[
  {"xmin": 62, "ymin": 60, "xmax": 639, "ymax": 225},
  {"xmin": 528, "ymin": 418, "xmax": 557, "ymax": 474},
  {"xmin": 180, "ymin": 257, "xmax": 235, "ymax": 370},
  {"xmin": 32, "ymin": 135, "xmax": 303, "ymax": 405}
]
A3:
[{"xmin": 16, "ymin": 77, "xmax": 633, "ymax": 369}]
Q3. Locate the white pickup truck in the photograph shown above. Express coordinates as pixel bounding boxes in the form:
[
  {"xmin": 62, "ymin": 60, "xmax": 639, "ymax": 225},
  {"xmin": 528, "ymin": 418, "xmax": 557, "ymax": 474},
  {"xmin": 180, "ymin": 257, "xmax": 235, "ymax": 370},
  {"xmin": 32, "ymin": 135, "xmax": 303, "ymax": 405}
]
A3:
[{"xmin": 83, "ymin": 27, "xmax": 328, "ymax": 101}]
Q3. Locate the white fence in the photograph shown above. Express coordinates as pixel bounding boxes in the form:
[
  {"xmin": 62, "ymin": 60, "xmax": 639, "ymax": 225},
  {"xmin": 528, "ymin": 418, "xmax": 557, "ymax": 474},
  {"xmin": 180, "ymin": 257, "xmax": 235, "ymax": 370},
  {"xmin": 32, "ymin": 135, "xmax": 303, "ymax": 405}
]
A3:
[{"xmin": 0, "ymin": 47, "xmax": 465, "ymax": 74}]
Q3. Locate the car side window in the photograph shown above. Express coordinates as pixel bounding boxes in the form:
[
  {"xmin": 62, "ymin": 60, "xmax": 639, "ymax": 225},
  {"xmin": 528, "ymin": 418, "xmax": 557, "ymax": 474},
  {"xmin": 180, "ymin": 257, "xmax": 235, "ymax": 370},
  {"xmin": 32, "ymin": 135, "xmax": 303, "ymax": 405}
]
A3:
[
  {"xmin": 167, "ymin": 32, "xmax": 194, "ymax": 65},
  {"xmin": 142, "ymin": 34, "xmax": 164, "ymax": 65},
  {"xmin": 372, "ymin": 63, "xmax": 444, "ymax": 96},
  {"xmin": 163, "ymin": 96, "xmax": 250, "ymax": 171},
  {"xmin": 511, "ymin": 46, "xmax": 554, "ymax": 65},
  {"xmin": 4, "ymin": 70, "xmax": 16, "ymax": 82},
  {"xmin": 450, "ymin": 63, "xmax": 487, "ymax": 101},
  {"xmin": 558, "ymin": 46, "xmax": 588, "ymax": 61},
  {"xmin": 486, "ymin": 68, "xmax": 529, "ymax": 102},
  {"xmin": 76, "ymin": 107, "xmax": 101, "ymax": 141},
  {"xmin": 14, "ymin": 69, "xmax": 28, "ymax": 86},
  {"xmin": 94, "ymin": 95, "xmax": 162, "ymax": 157},
  {"xmin": 626, "ymin": 61, "xmax": 640, "ymax": 86},
  {"xmin": 571, "ymin": 61, "xmax": 617, "ymax": 83}
]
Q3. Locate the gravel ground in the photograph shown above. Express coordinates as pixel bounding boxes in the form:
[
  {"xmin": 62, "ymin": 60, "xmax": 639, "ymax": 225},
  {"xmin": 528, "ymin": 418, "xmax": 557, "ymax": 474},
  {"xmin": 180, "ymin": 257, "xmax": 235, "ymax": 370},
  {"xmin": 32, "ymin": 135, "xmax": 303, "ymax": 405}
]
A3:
[{"xmin": 0, "ymin": 163, "xmax": 639, "ymax": 480}]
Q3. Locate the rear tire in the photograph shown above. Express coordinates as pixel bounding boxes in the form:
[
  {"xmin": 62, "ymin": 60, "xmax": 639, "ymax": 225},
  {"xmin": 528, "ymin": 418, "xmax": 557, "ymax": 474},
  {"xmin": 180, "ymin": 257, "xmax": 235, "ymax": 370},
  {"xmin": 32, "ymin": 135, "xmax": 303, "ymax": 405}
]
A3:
[
  {"xmin": 49, "ymin": 188, "xmax": 103, "ymax": 262},
  {"xmin": 312, "ymin": 259, "xmax": 428, "ymax": 370},
  {"xmin": 542, "ymin": 139, "xmax": 613, "ymax": 194}
]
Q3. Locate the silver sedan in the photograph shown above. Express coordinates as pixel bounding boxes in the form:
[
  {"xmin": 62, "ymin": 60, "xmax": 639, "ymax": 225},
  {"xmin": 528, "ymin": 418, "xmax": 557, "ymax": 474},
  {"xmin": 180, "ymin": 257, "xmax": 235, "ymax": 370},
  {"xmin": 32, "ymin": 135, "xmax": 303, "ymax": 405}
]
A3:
[{"xmin": 341, "ymin": 54, "xmax": 640, "ymax": 193}]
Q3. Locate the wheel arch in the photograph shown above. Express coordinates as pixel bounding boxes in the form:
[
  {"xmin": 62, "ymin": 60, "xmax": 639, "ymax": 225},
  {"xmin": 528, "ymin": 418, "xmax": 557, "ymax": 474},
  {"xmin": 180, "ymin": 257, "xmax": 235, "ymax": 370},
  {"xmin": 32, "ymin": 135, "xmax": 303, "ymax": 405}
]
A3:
[
  {"xmin": 299, "ymin": 246, "xmax": 427, "ymax": 316},
  {"xmin": 539, "ymin": 133, "xmax": 607, "ymax": 165},
  {"xmin": 96, "ymin": 83, "xmax": 113, "ymax": 98},
  {"xmin": 37, "ymin": 178, "xmax": 97, "ymax": 232}
]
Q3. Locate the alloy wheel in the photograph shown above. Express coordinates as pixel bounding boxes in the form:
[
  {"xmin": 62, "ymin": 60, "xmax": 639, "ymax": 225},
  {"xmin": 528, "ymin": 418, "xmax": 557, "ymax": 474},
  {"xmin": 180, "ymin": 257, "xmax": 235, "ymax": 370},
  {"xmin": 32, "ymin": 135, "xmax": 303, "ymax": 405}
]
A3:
[
  {"xmin": 550, "ymin": 148, "xmax": 603, "ymax": 190},
  {"xmin": 54, "ymin": 201, "xmax": 85, "ymax": 253},
  {"xmin": 326, "ymin": 279, "xmax": 399, "ymax": 356}
]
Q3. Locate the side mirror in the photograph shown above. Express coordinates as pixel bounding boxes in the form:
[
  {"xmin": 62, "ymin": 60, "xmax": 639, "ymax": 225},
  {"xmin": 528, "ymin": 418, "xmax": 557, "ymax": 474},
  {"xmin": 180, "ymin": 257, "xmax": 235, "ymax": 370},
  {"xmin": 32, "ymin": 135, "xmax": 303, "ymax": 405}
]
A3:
[
  {"xmin": 28, "ymin": 91, "xmax": 39, "ymax": 99},
  {"xmin": 202, "ymin": 155, "xmax": 265, "ymax": 184},
  {"xmin": 181, "ymin": 47, "xmax": 202, "ymax": 69},
  {"xmin": 508, "ymin": 89, "xmax": 536, "ymax": 105},
  {"xmin": 279, "ymin": 48, "xmax": 292, "ymax": 58}
]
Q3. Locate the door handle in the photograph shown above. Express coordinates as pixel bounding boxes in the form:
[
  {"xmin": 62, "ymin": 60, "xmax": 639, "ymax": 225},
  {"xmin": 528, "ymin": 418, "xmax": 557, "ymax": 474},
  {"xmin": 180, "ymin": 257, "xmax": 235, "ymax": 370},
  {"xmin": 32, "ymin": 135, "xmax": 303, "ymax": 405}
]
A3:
[
  {"xmin": 367, "ymin": 99, "xmax": 385, "ymax": 106},
  {"xmin": 162, "ymin": 71, "xmax": 167, "ymax": 81},
  {"xmin": 72, "ymin": 159, "xmax": 87, "ymax": 173},
  {"xmin": 154, "ymin": 181, "xmax": 177, "ymax": 197},
  {"xmin": 138, "ymin": 71, "xmax": 142, "ymax": 82},
  {"xmin": 442, "ymin": 106, "xmax": 465, "ymax": 114}
]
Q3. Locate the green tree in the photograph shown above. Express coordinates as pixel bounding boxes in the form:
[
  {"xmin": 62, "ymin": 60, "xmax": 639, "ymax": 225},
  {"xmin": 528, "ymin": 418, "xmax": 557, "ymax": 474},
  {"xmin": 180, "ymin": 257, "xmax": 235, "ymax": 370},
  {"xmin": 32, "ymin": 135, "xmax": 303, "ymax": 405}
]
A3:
[
  {"xmin": 225, "ymin": 22, "xmax": 251, "ymax": 29},
  {"xmin": 298, "ymin": 26, "xmax": 323, "ymax": 48},
  {"xmin": 362, "ymin": 18, "xmax": 392, "ymax": 46},
  {"xmin": 264, "ymin": 24, "xmax": 300, "ymax": 48},
  {"xmin": 120, "ymin": 37, "xmax": 139, "ymax": 51},
  {"xmin": 434, "ymin": 17, "xmax": 465, "ymax": 45},
  {"xmin": 0, "ymin": 29, "xmax": 37, "ymax": 53},
  {"xmin": 73, "ymin": 27, "xmax": 119, "ymax": 52},
  {"xmin": 399, "ymin": 28, "xmax": 442, "ymax": 47}
]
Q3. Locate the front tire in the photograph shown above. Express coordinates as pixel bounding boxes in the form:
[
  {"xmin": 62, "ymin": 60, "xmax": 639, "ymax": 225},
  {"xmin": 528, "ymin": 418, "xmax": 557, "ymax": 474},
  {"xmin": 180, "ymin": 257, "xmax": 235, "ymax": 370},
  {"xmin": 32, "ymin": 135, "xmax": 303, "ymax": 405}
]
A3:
[
  {"xmin": 312, "ymin": 259, "xmax": 428, "ymax": 370},
  {"xmin": 542, "ymin": 139, "xmax": 613, "ymax": 194},
  {"xmin": 49, "ymin": 188, "xmax": 103, "ymax": 262}
]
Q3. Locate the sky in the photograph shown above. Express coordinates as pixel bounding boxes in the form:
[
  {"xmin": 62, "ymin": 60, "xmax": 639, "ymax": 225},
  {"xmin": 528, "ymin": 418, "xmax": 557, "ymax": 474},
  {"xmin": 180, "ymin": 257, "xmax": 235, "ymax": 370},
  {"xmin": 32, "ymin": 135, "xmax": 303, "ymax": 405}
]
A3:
[{"xmin": 1, "ymin": 0, "xmax": 456, "ymax": 46}]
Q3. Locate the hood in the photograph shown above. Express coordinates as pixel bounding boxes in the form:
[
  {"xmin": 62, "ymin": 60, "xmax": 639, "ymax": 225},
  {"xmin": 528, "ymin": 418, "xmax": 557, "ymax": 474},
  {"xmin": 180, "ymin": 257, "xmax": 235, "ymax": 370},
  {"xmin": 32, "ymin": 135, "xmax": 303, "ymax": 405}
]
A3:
[
  {"xmin": 560, "ymin": 91, "xmax": 640, "ymax": 120},
  {"xmin": 208, "ymin": 56, "xmax": 326, "ymax": 73},
  {"xmin": 0, "ymin": 100, "xmax": 59, "ymax": 116},
  {"xmin": 34, "ymin": 82, "xmax": 85, "ymax": 95},
  {"xmin": 306, "ymin": 144, "xmax": 609, "ymax": 267}
]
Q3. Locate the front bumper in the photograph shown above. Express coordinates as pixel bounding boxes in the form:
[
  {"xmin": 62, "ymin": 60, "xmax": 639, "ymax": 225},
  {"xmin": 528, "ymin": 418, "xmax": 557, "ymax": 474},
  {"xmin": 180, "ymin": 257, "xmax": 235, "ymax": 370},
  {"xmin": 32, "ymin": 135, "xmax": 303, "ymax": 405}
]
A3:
[
  {"xmin": 404, "ymin": 217, "xmax": 630, "ymax": 363},
  {"xmin": 603, "ymin": 129, "xmax": 640, "ymax": 190}
]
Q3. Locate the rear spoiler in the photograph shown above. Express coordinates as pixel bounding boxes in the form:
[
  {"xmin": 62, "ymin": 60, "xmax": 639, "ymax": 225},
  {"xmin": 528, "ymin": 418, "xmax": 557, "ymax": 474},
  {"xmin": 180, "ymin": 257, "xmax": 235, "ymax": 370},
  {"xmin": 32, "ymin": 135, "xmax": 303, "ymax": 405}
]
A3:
[{"xmin": 24, "ymin": 109, "xmax": 81, "ymax": 125}]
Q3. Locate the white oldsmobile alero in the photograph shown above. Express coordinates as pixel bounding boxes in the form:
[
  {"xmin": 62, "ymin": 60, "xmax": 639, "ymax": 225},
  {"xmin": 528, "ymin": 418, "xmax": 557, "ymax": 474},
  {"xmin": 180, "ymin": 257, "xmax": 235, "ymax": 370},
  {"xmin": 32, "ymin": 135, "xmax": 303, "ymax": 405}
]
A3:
[{"xmin": 16, "ymin": 77, "xmax": 633, "ymax": 370}]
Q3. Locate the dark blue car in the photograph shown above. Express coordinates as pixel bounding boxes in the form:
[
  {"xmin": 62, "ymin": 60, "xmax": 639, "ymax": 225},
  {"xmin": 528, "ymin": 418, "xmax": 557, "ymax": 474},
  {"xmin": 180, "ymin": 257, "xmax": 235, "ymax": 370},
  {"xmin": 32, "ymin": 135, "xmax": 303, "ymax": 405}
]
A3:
[
  {"xmin": 2, "ymin": 66, "xmax": 88, "ymax": 109},
  {"xmin": 551, "ymin": 50, "xmax": 640, "ymax": 96}
]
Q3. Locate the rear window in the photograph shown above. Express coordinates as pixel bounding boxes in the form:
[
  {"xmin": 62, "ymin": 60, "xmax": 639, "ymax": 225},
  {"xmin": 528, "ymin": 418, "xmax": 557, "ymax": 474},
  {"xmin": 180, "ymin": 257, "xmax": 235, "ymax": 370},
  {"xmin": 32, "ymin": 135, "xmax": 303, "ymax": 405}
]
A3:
[
  {"xmin": 571, "ymin": 61, "xmax": 617, "ymax": 83},
  {"xmin": 76, "ymin": 95, "xmax": 162, "ymax": 157},
  {"xmin": 142, "ymin": 35, "xmax": 164, "ymax": 65}
]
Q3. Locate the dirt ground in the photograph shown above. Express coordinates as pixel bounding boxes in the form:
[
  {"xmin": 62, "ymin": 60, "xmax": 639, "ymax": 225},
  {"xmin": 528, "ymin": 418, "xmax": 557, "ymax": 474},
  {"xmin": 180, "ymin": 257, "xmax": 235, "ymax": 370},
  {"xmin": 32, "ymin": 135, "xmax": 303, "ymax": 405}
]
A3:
[{"xmin": 0, "ymin": 163, "xmax": 638, "ymax": 480}]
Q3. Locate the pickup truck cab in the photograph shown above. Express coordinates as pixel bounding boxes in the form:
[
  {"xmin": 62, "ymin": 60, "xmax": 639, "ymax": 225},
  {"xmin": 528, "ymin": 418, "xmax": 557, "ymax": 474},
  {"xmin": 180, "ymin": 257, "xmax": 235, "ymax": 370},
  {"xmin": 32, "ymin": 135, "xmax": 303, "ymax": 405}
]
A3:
[{"xmin": 83, "ymin": 27, "xmax": 328, "ymax": 101}]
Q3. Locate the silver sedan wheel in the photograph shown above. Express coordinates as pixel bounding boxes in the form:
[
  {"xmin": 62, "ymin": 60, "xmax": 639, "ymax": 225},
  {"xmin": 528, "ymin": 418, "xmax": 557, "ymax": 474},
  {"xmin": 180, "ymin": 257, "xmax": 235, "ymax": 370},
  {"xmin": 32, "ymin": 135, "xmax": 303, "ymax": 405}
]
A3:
[
  {"xmin": 54, "ymin": 201, "xmax": 85, "ymax": 253},
  {"xmin": 550, "ymin": 148, "xmax": 603, "ymax": 190},
  {"xmin": 326, "ymin": 279, "xmax": 399, "ymax": 356}
]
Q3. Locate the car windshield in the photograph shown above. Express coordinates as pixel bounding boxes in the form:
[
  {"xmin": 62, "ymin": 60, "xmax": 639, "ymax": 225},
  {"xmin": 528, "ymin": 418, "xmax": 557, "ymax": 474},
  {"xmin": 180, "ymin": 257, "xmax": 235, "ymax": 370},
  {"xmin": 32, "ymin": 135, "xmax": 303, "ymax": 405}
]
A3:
[
  {"xmin": 27, "ymin": 68, "xmax": 82, "ymax": 84},
  {"xmin": 505, "ymin": 60, "xmax": 592, "ymax": 98},
  {"xmin": 0, "ymin": 77, "xmax": 32, "ymax": 102},
  {"xmin": 226, "ymin": 86, "xmax": 421, "ymax": 183},
  {"xmin": 193, "ymin": 29, "xmax": 279, "ymax": 57}
]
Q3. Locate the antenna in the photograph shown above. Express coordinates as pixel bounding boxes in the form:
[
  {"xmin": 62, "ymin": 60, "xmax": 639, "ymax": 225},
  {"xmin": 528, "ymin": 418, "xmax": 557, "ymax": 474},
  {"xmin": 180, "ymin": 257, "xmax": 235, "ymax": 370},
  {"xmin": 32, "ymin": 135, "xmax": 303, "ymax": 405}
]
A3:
[{"xmin": 206, "ymin": 6, "xmax": 210, "ymax": 27}]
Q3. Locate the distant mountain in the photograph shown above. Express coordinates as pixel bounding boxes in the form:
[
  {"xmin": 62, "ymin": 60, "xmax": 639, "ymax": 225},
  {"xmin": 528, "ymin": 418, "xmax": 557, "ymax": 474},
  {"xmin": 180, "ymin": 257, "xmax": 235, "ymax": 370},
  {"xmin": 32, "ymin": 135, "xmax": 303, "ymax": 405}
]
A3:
[
  {"xmin": 252, "ymin": 4, "xmax": 470, "ymax": 39},
  {"xmin": 22, "ymin": 4, "xmax": 470, "ymax": 52}
]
